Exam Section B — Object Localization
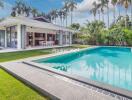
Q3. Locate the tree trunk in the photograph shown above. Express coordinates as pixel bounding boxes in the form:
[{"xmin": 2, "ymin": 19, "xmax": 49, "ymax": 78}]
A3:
[
  {"xmin": 98, "ymin": 11, "xmax": 101, "ymax": 21},
  {"xmin": 71, "ymin": 11, "xmax": 73, "ymax": 25},
  {"xmin": 125, "ymin": 8, "xmax": 127, "ymax": 28},
  {"xmin": 130, "ymin": 0, "xmax": 132, "ymax": 30},
  {"xmin": 66, "ymin": 15, "xmax": 68, "ymax": 27},
  {"xmin": 113, "ymin": 5, "xmax": 116, "ymax": 24},
  {"xmin": 118, "ymin": 4, "xmax": 121, "ymax": 17},
  {"xmin": 107, "ymin": 4, "xmax": 110, "ymax": 28},
  {"xmin": 102, "ymin": 12, "xmax": 105, "ymax": 23}
]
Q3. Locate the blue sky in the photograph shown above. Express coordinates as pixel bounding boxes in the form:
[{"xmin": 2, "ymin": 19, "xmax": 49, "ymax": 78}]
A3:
[
  {"xmin": 0, "ymin": 0, "xmax": 131, "ymax": 26},
  {"xmin": 4, "ymin": 0, "xmax": 82, "ymax": 13}
]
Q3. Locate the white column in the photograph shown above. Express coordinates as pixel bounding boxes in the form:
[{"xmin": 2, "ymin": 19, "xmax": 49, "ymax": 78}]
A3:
[
  {"xmin": 59, "ymin": 33, "xmax": 63, "ymax": 46},
  {"xmin": 70, "ymin": 32, "xmax": 72, "ymax": 45},
  {"xmin": 45, "ymin": 33, "xmax": 47, "ymax": 41},
  {"xmin": 4, "ymin": 29, "xmax": 7, "ymax": 48},
  {"xmin": 65, "ymin": 32, "xmax": 67, "ymax": 45},
  {"xmin": 17, "ymin": 24, "xmax": 22, "ymax": 49},
  {"xmin": 21, "ymin": 25, "xmax": 26, "ymax": 49}
]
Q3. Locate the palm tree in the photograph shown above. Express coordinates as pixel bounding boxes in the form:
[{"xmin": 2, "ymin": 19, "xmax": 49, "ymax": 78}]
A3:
[
  {"xmin": 117, "ymin": 0, "xmax": 121, "ymax": 17},
  {"xmin": 31, "ymin": 8, "xmax": 38, "ymax": 18},
  {"xmin": 99, "ymin": 0, "xmax": 110, "ymax": 28},
  {"xmin": 106, "ymin": 0, "xmax": 110, "ymax": 28},
  {"xmin": 121, "ymin": 0, "xmax": 131, "ymax": 28},
  {"xmin": 53, "ymin": 9, "xmax": 58, "ymax": 24},
  {"xmin": 130, "ymin": 0, "xmax": 132, "ymax": 29},
  {"xmin": 58, "ymin": 10, "xmax": 64, "ymax": 26},
  {"xmin": 50, "ymin": 9, "xmax": 58, "ymax": 24},
  {"xmin": 63, "ymin": 1, "xmax": 69, "ymax": 27},
  {"xmin": 90, "ymin": 1, "xmax": 98, "ymax": 21},
  {"xmin": 68, "ymin": 0, "xmax": 77, "ymax": 25},
  {"xmin": 24, "ymin": 6, "xmax": 31, "ymax": 17},
  {"xmin": 0, "ymin": 0, "xmax": 4, "ymax": 8},
  {"xmin": 98, "ymin": 0, "xmax": 107, "ymax": 23},
  {"xmin": 62, "ymin": 9, "xmax": 67, "ymax": 26},
  {"xmin": 111, "ymin": 0, "xmax": 118, "ymax": 24}
]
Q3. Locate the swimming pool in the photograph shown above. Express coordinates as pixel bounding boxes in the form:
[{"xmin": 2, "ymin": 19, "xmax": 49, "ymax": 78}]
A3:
[{"xmin": 34, "ymin": 47, "xmax": 132, "ymax": 92}]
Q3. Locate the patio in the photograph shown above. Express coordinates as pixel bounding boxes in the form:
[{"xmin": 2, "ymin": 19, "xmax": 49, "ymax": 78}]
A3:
[{"xmin": 0, "ymin": 60, "xmax": 117, "ymax": 100}]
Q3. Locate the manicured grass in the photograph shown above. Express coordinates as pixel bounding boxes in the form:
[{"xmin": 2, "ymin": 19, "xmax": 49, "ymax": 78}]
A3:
[
  {"xmin": 71, "ymin": 44, "xmax": 90, "ymax": 49},
  {"xmin": 0, "ymin": 45, "xmax": 89, "ymax": 99},
  {"xmin": 0, "ymin": 45, "xmax": 90, "ymax": 62},
  {"xmin": 0, "ymin": 68, "xmax": 48, "ymax": 100},
  {"xmin": 0, "ymin": 49, "xmax": 52, "ymax": 62}
]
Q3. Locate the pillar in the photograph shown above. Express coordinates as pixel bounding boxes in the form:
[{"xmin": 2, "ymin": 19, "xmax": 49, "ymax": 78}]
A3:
[
  {"xmin": 70, "ymin": 32, "xmax": 72, "ymax": 45},
  {"xmin": 59, "ymin": 33, "xmax": 63, "ymax": 46},
  {"xmin": 17, "ymin": 24, "xmax": 26, "ymax": 49},
  {"xmin": 4, "ymin": 29, "xmax": 7, "ymax": 48}
]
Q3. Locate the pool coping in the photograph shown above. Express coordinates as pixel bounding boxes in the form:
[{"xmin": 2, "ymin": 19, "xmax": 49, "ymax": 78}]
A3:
[{"xmin": 23, "ymin": 46, "xmax": 132, "ymax": 99}]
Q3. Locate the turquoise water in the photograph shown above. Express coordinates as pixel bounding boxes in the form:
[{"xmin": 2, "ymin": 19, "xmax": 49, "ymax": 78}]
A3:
[{"xmin": 35, "ymin": 47, "xmax": 132, "ymax": 91}]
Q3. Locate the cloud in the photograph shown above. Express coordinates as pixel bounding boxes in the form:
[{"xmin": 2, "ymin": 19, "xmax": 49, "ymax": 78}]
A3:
[
  {"xmin": 0, "ymin": 1, "xmax": 12, "ymax": 18},
  {"xmin": 76, "ymin": 0, "xmax": 114, "ymax": 12}
]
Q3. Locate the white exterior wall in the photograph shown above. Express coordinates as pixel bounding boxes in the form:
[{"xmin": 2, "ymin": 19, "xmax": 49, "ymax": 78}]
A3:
[{"xmin": 17, "ymin": 24, "xmax": 26, "ymax": 49}]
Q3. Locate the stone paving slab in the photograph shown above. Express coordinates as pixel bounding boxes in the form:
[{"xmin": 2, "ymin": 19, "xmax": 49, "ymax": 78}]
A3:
[{"xmin": 0, "ymin": 61, "xmax": 117, "ymax": 100}]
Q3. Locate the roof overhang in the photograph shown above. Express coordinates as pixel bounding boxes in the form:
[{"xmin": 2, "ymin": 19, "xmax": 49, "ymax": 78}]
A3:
[{"xmin": 0, "ymin": 16, "xmax": 75, "ymax": 33}]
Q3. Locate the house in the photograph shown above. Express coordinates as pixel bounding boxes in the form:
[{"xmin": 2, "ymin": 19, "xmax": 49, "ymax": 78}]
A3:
[{"xmin": 0, "ymin": 16, "xmax": 74, "ymax": 50}]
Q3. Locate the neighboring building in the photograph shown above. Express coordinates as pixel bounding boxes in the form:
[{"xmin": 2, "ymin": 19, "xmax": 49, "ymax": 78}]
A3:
[{"xmin": 0, "ymin": 16, "xmax": 74, "ymax": 49}]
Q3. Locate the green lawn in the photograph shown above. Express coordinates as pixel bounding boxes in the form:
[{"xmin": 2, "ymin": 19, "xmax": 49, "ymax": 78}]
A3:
[
  {"xmin": 0, "ymin": 45, "xmax": 90, "ymax": 62},
  {"xmin": 0, "ymin": 68, "xmax": 48, "ymax": 100},
  {"xmin": 0, "ymin": 45, "xmax": 89, "ymax": 99},
  {"xmin": 0, "ymin": 49, "xmax": 52, "ymax": 62}
]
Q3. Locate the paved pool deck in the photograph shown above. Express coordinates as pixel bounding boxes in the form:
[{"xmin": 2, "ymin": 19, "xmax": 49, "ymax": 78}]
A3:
[{"xmin": 0, "ymin": 60, "xmax": 118, "ymax": 100}]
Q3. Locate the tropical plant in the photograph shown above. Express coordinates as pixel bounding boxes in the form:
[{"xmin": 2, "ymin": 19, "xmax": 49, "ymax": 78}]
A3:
[
  {"xmin": 111, "ymin": 0, "xmax": 117, "ymax": 24},
  {"xmin": 67, "ymin": 0, "xmax": 77, "ymax": 25},
  {"xmin": 63, "ymin": 1, "xmax": 69, "ymax": 26},
  {"xmin": 98, "ymin": 0, "xmax": 107, "ymax": 22},
  {"xmin": 124, "ymin": 29, "xmax": 132, "ymax": 46},
  {"xmin": 121, "ymin": 0, "xmax": 131, "ymax": 28},
  {"xmin": 58, "ymin": 10, "xmax": 64, "ymax": 26},
  {"xmin": 11, "ymin": 0, "xmax": 32, "ymax": 17},
  {"xmin": 31, "ymin": 8, "xmax": 38, "ymax": 17},
  {"xmin": 90, "ymin": 1, "xmax": 98, "ymax": 21},
  {"xmin": 70, "ymin": 23, "xmax": 80, "ymax": 30}
]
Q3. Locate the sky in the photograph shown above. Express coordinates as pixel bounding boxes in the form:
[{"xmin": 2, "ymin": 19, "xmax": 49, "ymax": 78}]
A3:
[{"xmin": 0, "ymin": 0, "xmax": 131, "ymax": 27}]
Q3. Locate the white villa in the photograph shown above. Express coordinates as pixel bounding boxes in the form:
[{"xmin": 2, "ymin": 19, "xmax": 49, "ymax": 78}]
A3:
[{"xmin": 0, "ymin": 16, "xmax": 74, "ymax": 50}]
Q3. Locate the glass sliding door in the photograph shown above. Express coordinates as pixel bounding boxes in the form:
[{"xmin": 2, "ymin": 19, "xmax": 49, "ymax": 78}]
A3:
[
  {"xmin": 7, "ymin": 26, "xmax": 17, "ymax": 48},
  {"xmin": 0, "ymin": 30, "xmax": 5, "ymax": 47}
]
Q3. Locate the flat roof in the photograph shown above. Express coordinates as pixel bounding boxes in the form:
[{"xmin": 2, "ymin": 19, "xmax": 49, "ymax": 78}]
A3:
[{"xmin": 0, "ymin": 16, "xmax": 74, "ymax": 33}]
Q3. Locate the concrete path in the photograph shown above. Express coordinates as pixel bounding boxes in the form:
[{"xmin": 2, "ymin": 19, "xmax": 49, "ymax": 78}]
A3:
[{"xmin": 0, "ymin": 61, "xmax": 117, "ymax": 100}]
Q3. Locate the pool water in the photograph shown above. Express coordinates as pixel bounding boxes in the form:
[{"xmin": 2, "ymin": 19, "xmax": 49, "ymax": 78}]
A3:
[{"xmin": 35, "ymin": 47, "xmax": 132, "ymax": 91}]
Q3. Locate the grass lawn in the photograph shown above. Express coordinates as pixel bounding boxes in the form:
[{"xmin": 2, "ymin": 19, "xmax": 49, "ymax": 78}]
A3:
[
  {"xmin": 0, "ymin": 45, "xmax": 90, "ymax": 99},
  {"xmin": 0, "ymin": 45, "xmax": 90, "ymax": 62},
  {"xmin": 0, "ymin": 49, "xmax": 52, "ymax": 62},
  {"xmin": 0, "ymin": 68, "xmax": 48, "ymax": 100}
]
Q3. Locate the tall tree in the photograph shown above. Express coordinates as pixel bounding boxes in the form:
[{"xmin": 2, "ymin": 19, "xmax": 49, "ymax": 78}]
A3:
[
  {"xmin": 121, "ymin": 0, "xmax": 131, "ymax": 28},
  {"xmin": 98, "ymin": 0, "xmax": 107, "ymax": 23},
  {"xmin": 50, "ymin": 9, "xmax": 58, "ymax": 24},
  {"xmin": 90, "ymin": 1, "xmax": 98, "ymax": 21},
  {"xmin": 111, "ymin": 0, "xmax": 117, "ymax": 24},
  {"xmin": 99, "ymin": 0, "xmax": 109, "ymax": 28},
  {"xmin": 130, "ymin": 0, "xmax": 132, "ymax": 29},
  {"xmin": 31, "ymin": 8, "xmax": 38, "ymax": 18},
  {"xmin": 63, "ymin": 1, "xmax": 69, "ymax": 27},
  {"xmin": 68, "ymin": 0, "xmax": 77, "ymax": 25},
  {"xmin": 106, "ymin": 0, "xmax": 110, "ymax": 28},
  {"xmin": 58, "ymin": 10, "xmax": 64, "ymax": 26}
]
